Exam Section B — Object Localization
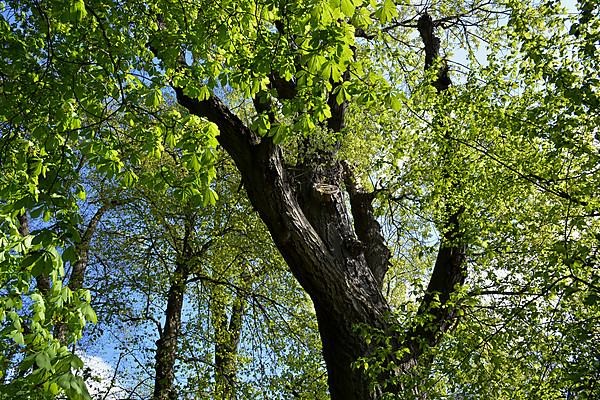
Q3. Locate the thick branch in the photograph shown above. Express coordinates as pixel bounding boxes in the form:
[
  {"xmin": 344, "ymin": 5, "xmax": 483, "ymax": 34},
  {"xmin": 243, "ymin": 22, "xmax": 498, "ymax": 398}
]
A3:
[
  {"xmin": 173, "ymin": 89, "xmax": 260, "ymax": 176},
  {"xmin": 417, "ymin": 12, "xmax": 451, "ymax": 92},
  {"xmin": 342, "ymin": 163, "xmax": 391, "ymax": 289},
  {"xmin": 409, "ymin": 208, "xmax": 466, "ymax": 353},
  {"xmin": 327, "ymin": 82, "xmax": 346, "ymax": 132},
  {"xmin": 269, "ymin": 72, "xmax": 297, "ymax": 100},
  {"xmin": 405, "ymin": 11, "xmax": 466, "ymax": 355},
  {"xmin": 175, "ymin": 88, "xmax": 335, "ymax": 300},
  {"xmin": 270, "ymin": 20, "xmax": 298, "ymax": 101}
]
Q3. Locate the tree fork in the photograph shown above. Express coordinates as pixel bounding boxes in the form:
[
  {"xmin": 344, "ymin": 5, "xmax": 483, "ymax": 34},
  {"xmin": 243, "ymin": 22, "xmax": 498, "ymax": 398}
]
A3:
[
  {"xmin": 171, "ymin": 12, "xmax": 467, "ymax": 398},
  {"xmin": 175, "ymin": 88, "xmax": 392, "ymax": 400}
]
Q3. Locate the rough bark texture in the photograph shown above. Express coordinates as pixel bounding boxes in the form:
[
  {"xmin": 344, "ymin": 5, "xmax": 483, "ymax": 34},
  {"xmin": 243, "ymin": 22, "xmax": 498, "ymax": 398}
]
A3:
[
  {"xmin": 175, "ymin": 89, "xmax": 391, "ymax": 398},
  {"xmin": 343, "ymin": 162, "xmax": 391, "ymax": 289},
  {"xmin": 171, "ymin": 11, "xmax": 465, "ymax": 399},
  {"xmin": 417, "ymin": 12, "xmax": 452, "ymax": 92},
  {"xmin": 408, "ymin": 11, "xmax": 466, "ymax": 355}
]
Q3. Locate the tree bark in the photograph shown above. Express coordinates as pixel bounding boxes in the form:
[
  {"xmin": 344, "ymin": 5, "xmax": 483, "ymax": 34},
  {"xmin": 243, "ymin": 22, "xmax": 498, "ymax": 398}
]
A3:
[
  {"xmin": 175, "ymin": 90, "xmax": 392, "ymax": 399},
  {"xmin": 152, "ymin": 219, "xmax": 195, "ymax": 400},
  {"xmin": 172, "ymin": 11, "xmax": 465, "ymax": 399},
  {"xmin": 152, "ymin": 262, "xmax": 187, "ymax": 400}
]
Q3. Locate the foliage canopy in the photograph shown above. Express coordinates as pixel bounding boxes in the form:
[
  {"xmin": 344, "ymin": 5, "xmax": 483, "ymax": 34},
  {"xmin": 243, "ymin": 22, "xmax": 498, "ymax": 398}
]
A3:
[{"xmin": 0, "ymin": 0, "xmax": 599, "ymax": 399}]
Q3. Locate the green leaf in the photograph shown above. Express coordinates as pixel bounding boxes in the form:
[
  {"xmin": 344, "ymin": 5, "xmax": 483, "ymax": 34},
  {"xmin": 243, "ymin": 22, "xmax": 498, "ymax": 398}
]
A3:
[
  {"xmin": 70, "ymin": 355, "xmax": 84, "ymax": 369},
  {"xmin": 375, "ymin": 0, "xmax": 397, "ymax": 23},
  {"xmin": 69, "ymin": 116, "xmax": 82, "ymax": 130},
  {"xmin": 76, "ymin": 185, "xmax": 86, "ymax": 201},
  {"xmin": 252, "ymin": 114, "xmax": 271, "ymax": 136},
  {"xmin": 31, "ymin": 293, "xmax": 43, "ymax": 304},
  {"xmin": 69, "ymin": 0, "xmax": 87, "ymax": 21},
  {"xmin": 334, "ymin": 84, "xmax": 351, "ymax": 105},
  {"xmin": 203, "ymin": 187, "xmax": 219, "ymax": 207},
  {"xmin": 198, "ymin": 85, "xmax": 211, "ymax": 100},
  {"xmin": 340, "ymin": 0, "xmax": 356, "ymax": 17},
  {"xmin": 386, "ymin": 92, "xmax": 402, "ymax": 112},
  {"xmin": 43, "ymin": 210, "xmax": 52, "ymax": 222},
  {"xmin": 322, "ymin": 61, "xmax": 343, "ymax": 82},
  {"xmin": 165, "ymin": 131, "xmax": 177, "ymax": 147},
  {"xmin": 21, "ymin": 252, "xmax": 45, "ymax": 271},
  {"xmin": 57, "ymin": 374, "xmax": 72, "ymax": 390},
  {"xmin": 146, "ymin": 89, "xmax": 163, "ymax": 108},
  {"xmin": 271, "ymin": 123, "xmax": 289, "ymax": 144},
  {"xmin": 122, "ymin": 170, "xmax": 138, "ymax": 187},
  {"xmin": 10, "ymin": 330, "xmax": 24, "ymax": 346},
  {"xmin": 48, "ymin": 383, "xmax": 60, "ymax": 395},
  {"xmin": 307, "ymin": 54, "xmax": 326, "ymax": 74},
  {"xmin": 313, "ymin": 3, "xmax": 334, "ymax": 24},
  {"xmin": 352, "ymin": 7, "xmax": 373, "ymax": 29},
  {"xmin": 31, "ymin": 252, "xmax": 53, "ymax": 277},
  {"xmin": 35, "ymin": 352, "xmax": 52, "ymax": 371},
  {"xmin": 62, "ymin": 246, "xmax": 77, "ymax": 263},
  {"xmin": 189, "ymin": 154, "xmax": 201, "ymax": 172},
  {"xmin": 81, "ymin": 303, "xmax": 98, "ymax": 324}
]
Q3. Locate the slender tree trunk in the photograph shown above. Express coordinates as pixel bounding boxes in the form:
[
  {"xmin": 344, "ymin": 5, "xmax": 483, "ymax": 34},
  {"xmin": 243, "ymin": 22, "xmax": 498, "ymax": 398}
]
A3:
[
  {"xmin": 153, "ymin": 262, "xmax": 187, "ymax": 400},
  {"xmin": 55, "ymin": 204, "xmax": 110, "ymax": 343},
  {"xmin": 152, "ymin": 218, "xmax": 205, "ymax": 400},
  {"xmin": 213, "ymin": 275, "xmax": 250, "ymax": 399}
]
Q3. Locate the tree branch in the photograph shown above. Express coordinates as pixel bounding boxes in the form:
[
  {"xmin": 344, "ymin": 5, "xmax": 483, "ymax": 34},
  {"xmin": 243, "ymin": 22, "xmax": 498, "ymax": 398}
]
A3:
[
  {"xmin": 342, "ymin": 162, "xmax": 391, "ymax": 289},
  {"xmin": 417, "ymin": 11, "xmax": 451, "ymax": 92},
  {"xmin": 410, "ymin": 207, "xmax": 466, "ymax": 349},
  {"xmin": 173, "ymin": 89, "xmax": 262, "ymax": 173},
  {"xmin": 405, "ymin": 11, "xmax": 466, "ymax": 354},
  {"xmin": 68, "ymin": 201, "xmax": 117, "ymax": 290}
]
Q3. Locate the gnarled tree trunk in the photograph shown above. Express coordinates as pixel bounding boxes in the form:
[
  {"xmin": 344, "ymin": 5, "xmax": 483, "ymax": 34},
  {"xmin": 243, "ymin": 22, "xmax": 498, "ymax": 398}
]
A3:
[{"xmin": 172, "ymin": 12, "xmax": 464, "ymax": 399}]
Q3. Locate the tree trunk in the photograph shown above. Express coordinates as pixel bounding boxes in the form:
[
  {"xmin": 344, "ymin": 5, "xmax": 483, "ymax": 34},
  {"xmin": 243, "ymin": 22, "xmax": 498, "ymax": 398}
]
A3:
[
  {"xmin": 55, "ymin": 204, "xmax": 110, "ymax": 343},
  {"xmin": 153, "ymin": 262, "xmax": 187, "ymax": 400},
  {"xmin": 172, "ymin": 12, "xmax": 464, "ymax": 399},
  {"xmin": 172, "ymin": 98, "xmax": 393, "ymax": 398},
  {"xmin": 213, "ymin": 280, "xmax": 248, "ymax": 399},
  {"xmin": 153, "ymin": 218, "xmax": 198, "ymax": 400}
]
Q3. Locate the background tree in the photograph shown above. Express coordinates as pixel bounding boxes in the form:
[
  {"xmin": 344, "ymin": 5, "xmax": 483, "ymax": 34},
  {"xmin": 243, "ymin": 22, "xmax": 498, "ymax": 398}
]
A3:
[{"xmin": 82, "ymin": 158, "xmax": 327, "ymax": 399}]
